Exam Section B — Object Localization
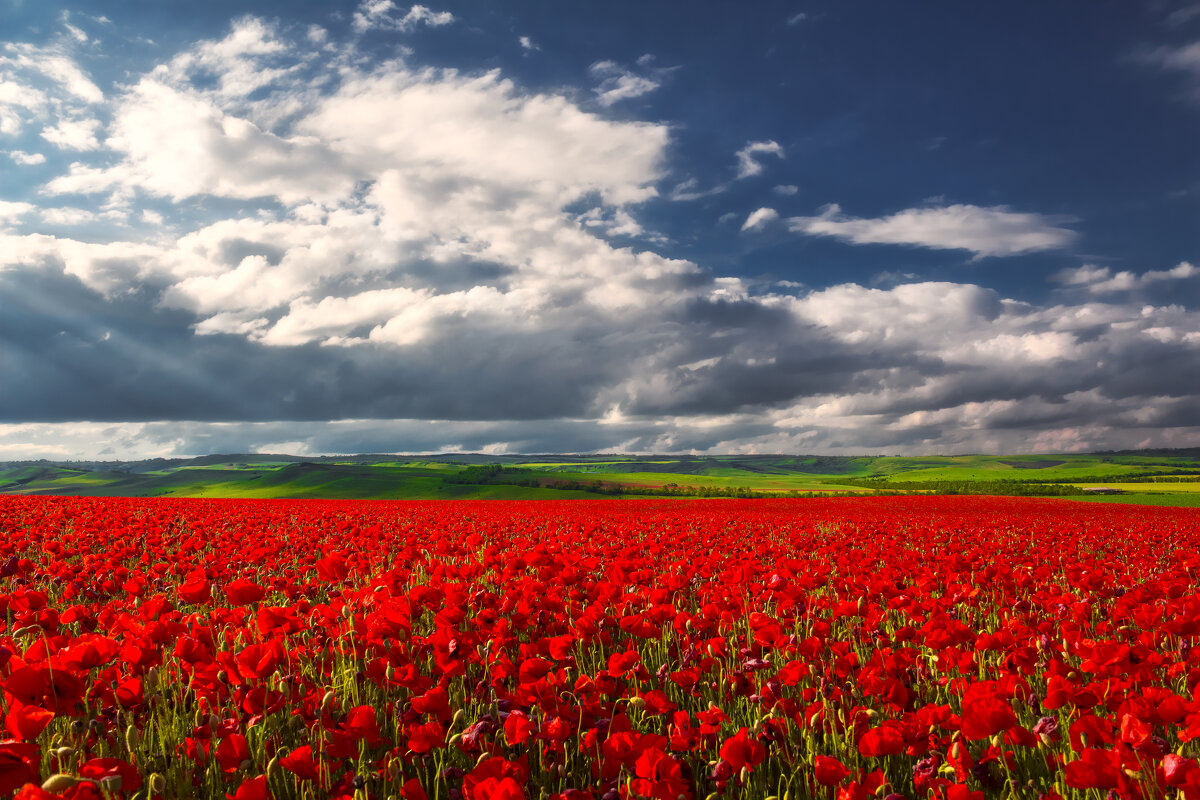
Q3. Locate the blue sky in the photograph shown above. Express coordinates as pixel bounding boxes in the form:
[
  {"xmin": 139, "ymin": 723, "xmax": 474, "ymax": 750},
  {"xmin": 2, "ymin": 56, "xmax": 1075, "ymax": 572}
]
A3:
[{"xmin": 0, "ymin": 0, "xmax": 1198, "ymax": 458}]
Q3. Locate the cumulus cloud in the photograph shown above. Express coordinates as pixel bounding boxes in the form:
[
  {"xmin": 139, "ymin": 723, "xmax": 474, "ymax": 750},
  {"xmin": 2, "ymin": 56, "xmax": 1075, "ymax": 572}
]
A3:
[
  {"xmin": 1142, "ymin": 39, "xmax": 1200, "ymax": 98},
  {"xmin": 2, "ymin": 16, "xmax": 1199, "ymax": 458},
  {"xmin": 734, "ymin": 140, "xmax": 785, "ymax": 179},
  {"xmin": 787, "ymin": 203, "xmax": 1078, "ymax": 257},
  {"xmin": 7, "ymin": 150, "xmax": 46, "ymax": 165},
  {"xmin": 40, "ymin": 116, "xmax": 102, "ymax": 150},
  {"xmin": 1054, "ymin": 262, "xmax": 1198, "ymax": 293},
  {"xmin": 0, "ymin": 200, "xmax": 35, "ymax": 224},
  {"xmin": 352, "ymin": 1, "xmax": 455, "ymax": 34},
  {"xmin": 589, "ymin": 59, "xmax": 664, "ymax": 106},
  {"xmin": 741, "ymin": 207, "xmax": 779, "ymax": 232}
]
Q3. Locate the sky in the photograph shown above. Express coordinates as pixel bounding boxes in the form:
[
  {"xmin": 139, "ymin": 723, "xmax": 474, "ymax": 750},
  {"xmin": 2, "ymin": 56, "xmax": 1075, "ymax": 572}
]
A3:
[{"xmin": 0, "ymin": 0, "xmax": 1198, "ymax": 459}]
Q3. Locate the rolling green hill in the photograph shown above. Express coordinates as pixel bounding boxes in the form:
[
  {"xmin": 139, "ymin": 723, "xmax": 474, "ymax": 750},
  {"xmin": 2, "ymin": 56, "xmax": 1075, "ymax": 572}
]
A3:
[{"xmin": 3, "ymin": 449, "xmax": 1200, "ymax": 505}]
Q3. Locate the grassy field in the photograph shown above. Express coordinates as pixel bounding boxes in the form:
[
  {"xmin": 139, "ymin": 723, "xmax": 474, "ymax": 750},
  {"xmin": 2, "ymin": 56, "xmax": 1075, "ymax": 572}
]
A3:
[{"xmin": 4, "ymin": 449, "xmax": 1199, "ymax": 504}]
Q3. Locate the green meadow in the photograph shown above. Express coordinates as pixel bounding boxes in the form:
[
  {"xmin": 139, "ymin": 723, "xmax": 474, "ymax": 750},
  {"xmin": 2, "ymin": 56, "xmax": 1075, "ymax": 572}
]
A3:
[{"xmin": 3, "ymin": 450, "xmax": 1199, "ymax": 505}]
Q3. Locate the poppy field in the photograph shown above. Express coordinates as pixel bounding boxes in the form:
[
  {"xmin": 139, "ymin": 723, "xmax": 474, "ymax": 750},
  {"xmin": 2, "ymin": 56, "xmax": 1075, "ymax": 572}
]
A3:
[{"xmin": 2, "ymin": 495, "xmax": 1200, "ymax": 800}]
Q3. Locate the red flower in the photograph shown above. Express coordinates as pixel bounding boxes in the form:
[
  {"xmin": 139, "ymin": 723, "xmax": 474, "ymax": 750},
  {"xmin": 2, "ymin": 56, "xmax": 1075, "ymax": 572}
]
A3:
[
  {"xmin": 0, "ymin": 742, "xmax": 40, "ymax": 796},
  {"xmin": 280, "ymin": 746, "xmax": 326, "ymax": 782},
  {"xmin": 5, "ymin": 701, "xmax": 54, "ymax": 740},
  {"xmin": 225, "ymin": 578, "xmax": 266, "ymax": 605},
  {"xmin": 858, "ymin": 722, "xmax": 906, "ymax": 758},
  {"xmin": 79, "ymin": 757, "xmax": 143, "ymax": 793},
  {"xmin": 505, "ymin": 710, "xmax": 532, "ymax": 746},
  {"xmin": 719, "ymin": 727, "xmax": 766, "ymax": 771},
  {"xmin": 178, "ymin": 568, "xmax": 212, "ymax": 604},
  {"xmin": 1064, "ymin": 748, "xmax": 1120, "ymax": 790},
  {"xmin": 959, "ymin": 681, "xmax": 1017, "ymax": 741},
  {"xmin": 408, "ymin": 721, "xmax": 446, "ymax": 753},
  {"xmin": 233, "ymin": 775, "xmax": 274, "ymax": 800},
  {"xmin": 215, "ymin": 734, "xmax": 251, "ymax": 774},
  {"xmin": 814, "ymin": 755, "xmax": 850, "ymax": 785}
]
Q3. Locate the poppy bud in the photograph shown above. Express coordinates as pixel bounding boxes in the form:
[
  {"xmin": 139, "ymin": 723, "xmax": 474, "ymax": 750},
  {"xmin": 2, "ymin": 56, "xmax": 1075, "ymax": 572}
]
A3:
[
  {"xmin": 125, "ymin": 724, "xmax": 138, "ymax": 752},
  {"xmin": 476, "ymin": 751, "xmax": 491, "ymax": 767},
  {"xmin": 56, "ymin": 746, "xmax": 74, "ymax": 760},
  {"xmin": 321, "ymin": 690, "xmax": 336, "ymax": 713},
  {"xmin": 149, "ymin": 773, "xmax": 167, "ymax": 794},
  {"xmin": 387, "ymin": 759, "xmax": 402, "ymax": 780},
  {"xmin": 448, "ymin": 734, "xmax": 462, "ymax": 747},
  {"xmin": 267, "ymin": 754, "xmax": 281, "ymax": 779},
  {"xmin": 452, "ymin": 709, "xmax": 465, "ymax": 727},
  {"xmin": 628, "ymin": 696, "xmax": 646, "ymax": 711},
  {"xmin": 100, "ymin": 775, "xmax": 122, "ymax": 793},
  {"xmin": 42, "ymin": 775, "xmax": 82, "ymax": 792}
]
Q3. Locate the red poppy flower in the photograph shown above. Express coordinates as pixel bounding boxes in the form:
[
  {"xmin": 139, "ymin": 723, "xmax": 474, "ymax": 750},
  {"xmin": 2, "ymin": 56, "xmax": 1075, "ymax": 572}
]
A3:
[
  {"xmin": 814, "ymin": 755, "xmax": 850, "ymax": 785},
  {"xmin": 719, "ymin": 727, "xmax": 766, "ymax": 771}
]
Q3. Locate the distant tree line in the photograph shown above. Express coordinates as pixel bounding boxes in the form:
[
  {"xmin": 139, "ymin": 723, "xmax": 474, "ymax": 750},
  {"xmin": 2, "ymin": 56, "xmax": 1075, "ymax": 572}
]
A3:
[{"xmin": 832, "ymin": 478, "xmax": 1088, "ymax": 496}]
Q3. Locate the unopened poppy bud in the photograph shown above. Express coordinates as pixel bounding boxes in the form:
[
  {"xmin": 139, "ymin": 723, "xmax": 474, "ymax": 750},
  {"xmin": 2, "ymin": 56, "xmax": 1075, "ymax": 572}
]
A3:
[
  {"xmin": 125, "ymin": 725, "xmax": 138, "ymax": 752},
  {"xmin": 100, "ymin": 775, "xmax": 122, "ymax": 793},
  {"xmin": 267, "ymin": 754, "xmax": 281, "ymax": 779},
  {"xmin": 217, "ymin": 670, "xmax": 229, "ymax": 684},
  {"xmin": 149, "ymin": 773, "xmax": 166, "ymax": 794},
  {"xmin": 55, "ymin": 746, "xmax": 74, "ymax": 760},
  {"xmin": 209, "ymin": 714, "xmax": 220, "ymax": 731},
  {"xmin": 321, "ymin": 690, "xmax": 336, "ymax": 713},
  {"xmin": 1124, "ymin": 768, "xmax": 1142, "ymax": 779},
  {"xmin": 448, "ymin": 733, "xmax": 462, "ymax": 747},
  {"xmin": 476, "ymin": 751, "xmax": 491, "ymax": 767},
  {"xmin": 706, "ymin": 794, "xmax": 721, "ymax": 800},
  {"xmin": 240, "ymin": 759, "xmax": 253, "ymax": 771},
  {"xmin": 42, "ymin": 775, "xmax": 81, "ymax": 792},
  {"xmin": 628, "ymin": 696, "xmax": 646, "ymax": 711},
  {"xmin": 452, "ymin": 709, "xmax": 465, "ymax": 727},
  {"xmin": 990, "ymin": 734, "xmax": 1002, "ymax": 749},
  {"xmin": 387, "ymin": 759, "xmax": 402, "ymax": 780},
  {"xmin": 385, "ymin": 665, "xmax": 395, "ymax": 681},
  {"xmin": 739, "ymin": 766, "xmax": 750, "ymax": 783},
  {"xmin": 146, "ymin": 667, "xmax": 160, "ymax": 691}
]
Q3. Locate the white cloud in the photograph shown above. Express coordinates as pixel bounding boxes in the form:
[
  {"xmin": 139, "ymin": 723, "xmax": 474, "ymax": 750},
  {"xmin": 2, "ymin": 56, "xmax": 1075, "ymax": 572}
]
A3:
[
  {"xmin": 519, "ymin": 36, "xmax": 539, "ymax": 52},
  {"xmin": 787, "ymin": 203, "xmax": 1078, "ymax": 257},
  {"xmin": 787, "ymin": 12, "xmax": 808, "ymax": 25},
  {"xmin": 0, "ymin": 200, "xmax": 34, "ymax": 224},
  {"xmin": 3, "ymin": 16, "xmax": 1199, "ymax": 457},
  {"xmin": 734, "ymin": 140, "xmax": 784, "ymax": 179},
  {"xmin": 1142, "ymin": 39, "xmax": 1200, "ymax": 98},
  {"xmin": 1054, "ymin": 261, "xmax": 1198, "ymax": 293},
  {"xmin": 40, "ymin": 116, "xmax": 102, "ymax": 150},
  {"xmin": 741, "ymin": 207, "xmax": 779, "ymax": 232},
  {"xmin": 589, "ymin": 59, "xmax": 662, "ymax": 106},
  {"xmin": 773, "ymin": 184, "xmax": 798, "ymax": 196},
  {"xmin": 0, "ymin": 43, "xmax": 103, "ymax": 104},
  {"xmin": 352, "ymin": 1, "xmax": 455, "ymax": 34},
  {"xmin": 7, "ymin": 150, "xmax": 45, "ymax": 165},
  {"xmin": 39, "ymin": 206, "xmax": 97, "ymax": 226}
]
